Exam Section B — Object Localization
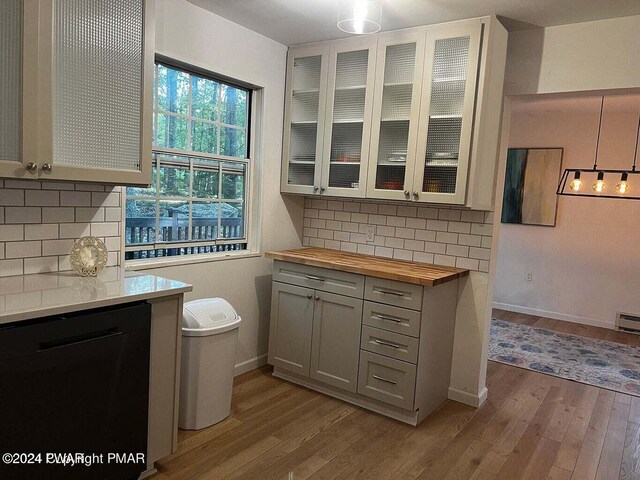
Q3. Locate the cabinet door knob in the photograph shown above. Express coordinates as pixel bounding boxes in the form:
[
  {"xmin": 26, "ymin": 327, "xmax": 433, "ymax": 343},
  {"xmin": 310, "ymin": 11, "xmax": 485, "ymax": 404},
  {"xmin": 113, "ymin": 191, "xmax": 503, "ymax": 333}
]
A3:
[
  {"xmin": 413, "ymin": 191, "xmax": 419, "ymax": 199},
  {"xmin": 315, "ymin": 296, "xmax": 320, "ymax": 301},
  {"xmin": 26, "ymin": 162, "xmax": 38, "ymax": 173},
  {"xmin": 313, "ymin": 186, "xmax": 319, "ymax": 192},
  {"xmin": 320, "ymin": 186, "xmax": 326, "ymax": 192},
  {"xmin": 41, "ymin": 163, "xmax": 52, "ymax": 173},
  {"xmin": 404, "ymin": 190, "xmax": 410, "ymax": 197},
  {"xmin": 306, "ymin": 294, "xmax": 312, "ymax": 300}
]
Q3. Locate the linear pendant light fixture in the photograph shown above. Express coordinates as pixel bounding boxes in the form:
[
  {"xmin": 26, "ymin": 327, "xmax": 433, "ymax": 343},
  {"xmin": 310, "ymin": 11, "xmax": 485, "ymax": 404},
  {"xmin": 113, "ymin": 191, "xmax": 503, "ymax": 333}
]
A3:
[
  {"xmin": 337, "ymin": 0, "xmax": 381, "ymax": 35},
  {"xmin": 557, "ymin": 96, "xmax": 640, "ymax": 200}
]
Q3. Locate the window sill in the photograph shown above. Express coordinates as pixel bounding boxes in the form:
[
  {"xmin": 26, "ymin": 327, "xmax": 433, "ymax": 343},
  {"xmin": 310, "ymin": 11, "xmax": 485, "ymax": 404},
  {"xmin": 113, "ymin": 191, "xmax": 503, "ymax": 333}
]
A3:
[{"xmin": 125, "ymin": 250, "xmax": 263, "ymax": 271}]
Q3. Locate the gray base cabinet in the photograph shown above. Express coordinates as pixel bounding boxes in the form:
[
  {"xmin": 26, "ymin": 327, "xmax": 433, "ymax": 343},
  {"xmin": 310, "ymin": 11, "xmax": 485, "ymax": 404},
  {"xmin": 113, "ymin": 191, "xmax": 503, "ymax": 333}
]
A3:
[
  {"xmin": 268, "ymin": 260, "xmax": 459, "ymax": 425},
  {"xmin": 310, "ymin": 292, "xmax": 362, "ymax": 393},
  {"xmin": 268, "ymin": 282, "xmax": 314, "ymax": 377}
]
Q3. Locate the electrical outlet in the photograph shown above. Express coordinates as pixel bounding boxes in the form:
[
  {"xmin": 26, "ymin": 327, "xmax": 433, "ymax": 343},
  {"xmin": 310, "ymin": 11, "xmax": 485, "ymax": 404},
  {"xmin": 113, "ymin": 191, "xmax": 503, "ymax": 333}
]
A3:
[
  {"xmin": 366, "ymin": 225, "xmax": 375, "ymax": 242},
  {"xmin": 525, "ymin": 273, "xmax": 532, "ymax": 282}
]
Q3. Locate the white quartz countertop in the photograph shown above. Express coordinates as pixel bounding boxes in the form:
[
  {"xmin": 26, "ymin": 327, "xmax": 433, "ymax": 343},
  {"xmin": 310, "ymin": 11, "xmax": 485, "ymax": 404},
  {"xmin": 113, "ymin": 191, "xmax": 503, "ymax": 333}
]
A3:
[{"xmin": 0, "ymin": 267, "xmax": 192, "ymax": 325}]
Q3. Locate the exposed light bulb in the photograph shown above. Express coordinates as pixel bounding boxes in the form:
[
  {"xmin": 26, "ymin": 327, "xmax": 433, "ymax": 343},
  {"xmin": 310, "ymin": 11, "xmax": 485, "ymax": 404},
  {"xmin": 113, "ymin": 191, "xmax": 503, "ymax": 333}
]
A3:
[
  {"xmin": 592, "ymin": 172, "xmax": 605, "ymax": 193},
  {"xmin": 616, "ymin": 172, "xmax": 629, "ymax": 194},
  {"xmin": 569, "ymin": 171, "xmax": 582, "ymax": 192}
]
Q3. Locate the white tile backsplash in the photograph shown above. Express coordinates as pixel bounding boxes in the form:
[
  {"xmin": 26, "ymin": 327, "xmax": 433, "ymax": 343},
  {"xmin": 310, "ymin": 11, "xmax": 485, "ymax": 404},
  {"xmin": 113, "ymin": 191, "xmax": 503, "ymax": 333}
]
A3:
[
  {"xmin": 302, "ymin": 198, "xmax": 494, "ymax": 273},
  {"xmin": 0, "ymin": 181, "xmax": 121, "ymax": 277}
]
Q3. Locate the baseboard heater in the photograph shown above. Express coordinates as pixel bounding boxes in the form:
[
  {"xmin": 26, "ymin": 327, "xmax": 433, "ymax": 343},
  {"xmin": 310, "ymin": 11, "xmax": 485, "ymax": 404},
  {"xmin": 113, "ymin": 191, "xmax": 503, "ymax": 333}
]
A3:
[{"xmin": 616, "ymin": 312, "xmax": 640, "ymax": 334}]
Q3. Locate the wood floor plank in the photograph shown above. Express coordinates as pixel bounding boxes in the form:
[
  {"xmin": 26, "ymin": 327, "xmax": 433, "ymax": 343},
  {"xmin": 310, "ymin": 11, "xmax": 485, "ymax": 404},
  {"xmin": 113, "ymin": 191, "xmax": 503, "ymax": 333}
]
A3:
[
  {"xmin": 620, "ymin": 422, "xmax": 640, "ymax": 480},
  {"xmin": 570, "ymin": 390, "xmax": 615, "ymax": 480},
  {"xmin": 553, "ymin": 385, "xmax": 600, "ymax": 471},
  {"xmin": 548, "ymin": 466, "xmax": 573, "ymax": 480},
  {"xmin": 628, "ymin": 397, "xmax": 640, "ymax": 424},
  {"xmin": 594, "ymin": 399, "xmax": 630, "ymax": 480},
  {"xmin": 496, "ymin": 384, "xmax": 566, "ymax": 479},
  {"xmin": 520, "ymin": 436, "xmax": 562, "ymax": 480}
]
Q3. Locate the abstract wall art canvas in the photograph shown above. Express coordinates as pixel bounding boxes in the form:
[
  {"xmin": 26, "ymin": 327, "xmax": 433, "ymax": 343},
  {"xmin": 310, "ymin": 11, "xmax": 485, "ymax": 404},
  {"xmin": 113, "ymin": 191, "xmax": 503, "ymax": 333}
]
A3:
[{"xmin": 501, "ymin": 148, "xmax": 563, "ymax": 227}]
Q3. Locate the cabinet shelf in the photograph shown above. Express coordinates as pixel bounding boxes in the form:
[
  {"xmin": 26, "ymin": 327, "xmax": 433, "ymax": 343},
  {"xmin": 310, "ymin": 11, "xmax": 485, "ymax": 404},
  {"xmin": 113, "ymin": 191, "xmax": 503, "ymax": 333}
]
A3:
[
  {"xmin": 429, "ymin": 114, "xmax": 462, "ymax": 119},
  {"xmin": 383, "ymin": 81, "xmax": 413, "ymax": 87},
  {"xmin": 333, "ymin": 119, "xmax": 364, "ymax": 124},
  {"xmin": 293, "ymin": 88, "xmax": 320, "ymax": 94},
  {"xmin": 335, "ymin": 85, "xmax": 366, "ymax": 91},
  {"xmin": 291, "ymin": 120, "xmax": 318, "ymax": 125},
  {"xmin": 381, "ymin": 117, "xmax": 410, "ymax": 122},
  {"xmin": 330, "ymin": 161, "xmax": 360, "ymax": 165}
]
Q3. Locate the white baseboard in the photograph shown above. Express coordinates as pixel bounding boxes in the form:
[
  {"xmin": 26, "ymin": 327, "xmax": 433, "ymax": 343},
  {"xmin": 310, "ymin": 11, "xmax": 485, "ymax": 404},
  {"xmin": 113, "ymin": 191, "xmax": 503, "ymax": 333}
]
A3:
[
  {"xmin": 492, "ymin": 302, "xmax": 614, "ymax": 331},
  {"xmin": 448, "ymin": 386, "xmax": 487, "ymax": 408},
  {"xmin": 234, "ymin": 354, "xmax": 267, "ymax": 376}
]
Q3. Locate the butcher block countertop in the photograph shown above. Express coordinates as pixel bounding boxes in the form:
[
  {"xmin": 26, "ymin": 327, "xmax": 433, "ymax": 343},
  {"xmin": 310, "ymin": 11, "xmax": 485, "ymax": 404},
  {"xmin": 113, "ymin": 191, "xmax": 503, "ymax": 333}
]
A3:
[{"xmin": 265, "ymin": 248, "xmax": 468, "ymax": 287}]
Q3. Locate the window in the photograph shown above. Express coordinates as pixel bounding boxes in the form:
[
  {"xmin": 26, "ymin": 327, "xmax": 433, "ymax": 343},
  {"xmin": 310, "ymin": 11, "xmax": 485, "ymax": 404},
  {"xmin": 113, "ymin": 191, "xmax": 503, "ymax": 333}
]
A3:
[{"xmin": 125, "ymin": 62, "xmax": 252, "ymax": 261}]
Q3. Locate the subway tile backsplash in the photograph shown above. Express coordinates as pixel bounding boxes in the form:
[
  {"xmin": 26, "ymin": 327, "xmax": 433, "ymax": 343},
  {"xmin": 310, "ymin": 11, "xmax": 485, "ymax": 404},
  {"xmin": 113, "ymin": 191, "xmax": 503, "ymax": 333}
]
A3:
[
  {"xmin": 302, "ymin": 198, "xmax": 493, "ymax": 273},
  {"xmin": 0, "ymin": 179, "xmax": 122, "ymax": 277}
]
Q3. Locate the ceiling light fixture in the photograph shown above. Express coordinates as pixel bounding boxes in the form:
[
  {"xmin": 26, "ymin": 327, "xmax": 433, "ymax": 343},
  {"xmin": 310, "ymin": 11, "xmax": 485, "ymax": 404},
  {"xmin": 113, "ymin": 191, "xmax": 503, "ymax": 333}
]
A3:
[
  {"xmin": 337, "ymin": 0, "xmax": 381, "ymax": 35},
  {"xmin": 557, "ymin": 96, "xmax": 640, "ymax": 200}
]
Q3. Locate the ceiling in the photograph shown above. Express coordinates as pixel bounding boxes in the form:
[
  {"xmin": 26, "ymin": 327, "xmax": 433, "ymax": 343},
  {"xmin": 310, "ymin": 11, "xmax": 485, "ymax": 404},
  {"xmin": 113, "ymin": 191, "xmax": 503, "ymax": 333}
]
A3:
[{"xmin": 187, "ymin": 0, "xmax": 640, "ymax": 45}]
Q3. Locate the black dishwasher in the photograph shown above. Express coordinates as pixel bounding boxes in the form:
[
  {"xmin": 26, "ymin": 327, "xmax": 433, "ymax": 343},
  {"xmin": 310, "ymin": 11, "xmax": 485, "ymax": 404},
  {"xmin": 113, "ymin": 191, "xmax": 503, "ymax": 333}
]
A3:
[{"xmin": 0, "ymin": 301, "xmax": 151, "ymax": 480}]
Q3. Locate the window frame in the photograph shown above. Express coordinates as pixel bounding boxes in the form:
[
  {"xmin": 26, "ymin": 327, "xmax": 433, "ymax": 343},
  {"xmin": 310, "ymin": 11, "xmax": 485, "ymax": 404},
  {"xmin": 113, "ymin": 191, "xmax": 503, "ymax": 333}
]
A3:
[{"xmin": 124, "ymin": 56, "xmax": 259, "ymax": 265}]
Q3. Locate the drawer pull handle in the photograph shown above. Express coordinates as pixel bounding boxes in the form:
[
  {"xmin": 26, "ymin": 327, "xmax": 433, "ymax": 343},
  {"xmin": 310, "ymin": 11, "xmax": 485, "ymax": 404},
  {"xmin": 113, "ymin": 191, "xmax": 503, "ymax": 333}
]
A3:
[
  {"xmin": 373, "ymin": 374, "xmax": 397, "ymax": 385},
  {"xmin": 305, "ymin": 275, "xmax": 325, "ymax": 282},
  {"xmin": 375, "ymin": 314, "xmax": 402, "ymax": 323},
  {"xmin": 373, "ymin": 339, "xmax": 401, "ymax": 349},
  {"xmin": 378, "ymin": 289, "xmax": 404, "ymax": 297}
]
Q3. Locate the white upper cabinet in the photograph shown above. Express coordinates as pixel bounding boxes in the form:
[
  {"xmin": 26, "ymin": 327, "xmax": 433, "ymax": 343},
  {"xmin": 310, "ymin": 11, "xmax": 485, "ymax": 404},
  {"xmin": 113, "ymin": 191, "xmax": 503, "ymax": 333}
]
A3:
[
  {"xmin": 412, "ymin": 19, "xmax": 482, "ymax": 204},
  {"xmin": 0, "ymin": 0, "xmax": 154, "ymax": 186},
  {"xmin": 281, "ymin": 16, "xmax": 508, "ymax": 209},
  {"xmin": 0, "ymin": 0, "xmax": 36, "ymax": 179},
  {"xmin": 321, "ymin": 38, "xmax": 376, "ymax": 197},
  {"xmin": 366, "ymin": 30, "xmax": 426, "ymax": 201},
  {"xmin": 281, "ymin": 38, "xmax": 377, "ymax": 197},
  {"xmin": 281, "ymin": 44, "xmax": 330, "ymax": 194}
]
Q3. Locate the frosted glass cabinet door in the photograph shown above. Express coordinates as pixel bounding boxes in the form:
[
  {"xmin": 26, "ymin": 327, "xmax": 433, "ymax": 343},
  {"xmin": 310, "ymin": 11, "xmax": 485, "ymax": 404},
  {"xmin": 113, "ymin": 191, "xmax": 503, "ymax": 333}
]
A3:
[
  {"xmin": 41, "ymin": 0, "xmax": 154, "ymax": 185},
  {"xmin": 281, "ymin": 44, "xmax": 330, "ymax": 194},
  {"xmin": 366, "ymin": 30, "xmax": 426, "ymax": 201},
  {"xmin": 413, "ymin": 20, "xmax": 482, "ymax": 204},
  {"xmin": 321, "ymin": 38, "xmax": 376, "ymax": 197},
  {"xmin": 0, "ymin": 0, "xmax": 36, "ymax": 179}
]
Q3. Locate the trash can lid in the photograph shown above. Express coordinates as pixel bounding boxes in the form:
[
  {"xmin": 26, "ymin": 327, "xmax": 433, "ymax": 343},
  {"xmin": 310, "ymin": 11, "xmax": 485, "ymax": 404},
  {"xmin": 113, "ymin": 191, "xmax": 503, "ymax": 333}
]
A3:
[{"xmin": 182, "ymin": 298, "xmax": 241, "ymax": 337}]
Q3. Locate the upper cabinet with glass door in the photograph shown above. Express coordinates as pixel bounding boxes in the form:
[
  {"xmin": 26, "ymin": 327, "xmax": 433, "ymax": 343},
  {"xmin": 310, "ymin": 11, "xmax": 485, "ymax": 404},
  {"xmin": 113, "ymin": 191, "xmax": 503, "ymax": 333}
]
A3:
[
  {"xmin": 366, "ymin": 30, "xmax": 426, "ymax": 201},
  {"xmin": 281, "ymin": 44, "xmax": 330, "ymax": 194},
  {"xmin": 321, "ymin": 38, "xmax": 376, "ymax": 197},
  {"xmin": 412, "ymin": 20, "xmax": 482, "ymax": 204},
  {"xmin": 0, "ymin": 0, "xmax": 37, "ymax": 180},
  {"xmin": 0, "ymin": 0, "xmax": 154, "ymax": 186},
  {"xmin": 281, "ymin": 39, "xmax": 376, "ymax": 197}
]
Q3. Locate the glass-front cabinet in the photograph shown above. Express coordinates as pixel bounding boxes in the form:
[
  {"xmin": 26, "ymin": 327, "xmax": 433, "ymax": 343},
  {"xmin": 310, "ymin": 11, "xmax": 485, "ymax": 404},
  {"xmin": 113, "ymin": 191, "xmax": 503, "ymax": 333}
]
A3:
[
  {"xmin": 413, "ymin": 20, "xmax": 482, "ymax": 204},
  {"xmin": 366, "ymin": 30, "xmax": 426, "ymax": 201},
  {"xmin": 321, "ymin": 38, "xmax": 376, "ymax": 197},
  {"xmin": 0, "ymin": 0, "xmax": 34, "ymax": 179},
  {"xmin": 281, "ymin": 39, "xmax": 376, "ymax": 197},
  {"xmin": 281, "ymin": 17, "xmax": 507, "ymax": 208},
  {"xmin": 281, "ymin": 44, "xmax": 330, "ymax": 194}
]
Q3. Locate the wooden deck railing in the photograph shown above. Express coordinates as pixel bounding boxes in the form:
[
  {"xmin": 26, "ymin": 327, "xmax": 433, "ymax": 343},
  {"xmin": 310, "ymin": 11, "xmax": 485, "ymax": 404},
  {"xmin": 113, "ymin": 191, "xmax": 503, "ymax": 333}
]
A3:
[{"xmin": 126, "ymin": 216, "xmax": 244, "ymax": 244}]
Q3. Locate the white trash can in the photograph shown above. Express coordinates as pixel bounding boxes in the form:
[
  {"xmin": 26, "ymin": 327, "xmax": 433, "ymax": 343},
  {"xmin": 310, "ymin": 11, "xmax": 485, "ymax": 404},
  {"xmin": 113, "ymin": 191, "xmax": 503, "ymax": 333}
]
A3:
[{"xmin": 179, "ymin": 298, "xmax": 241, "ymax": 430}]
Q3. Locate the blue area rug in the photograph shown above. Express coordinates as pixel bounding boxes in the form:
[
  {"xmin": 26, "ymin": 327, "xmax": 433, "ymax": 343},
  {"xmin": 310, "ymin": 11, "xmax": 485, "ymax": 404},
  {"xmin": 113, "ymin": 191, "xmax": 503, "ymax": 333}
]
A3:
[{"xmin": 489, "ymin": 319, "xmax": 640, "ymax": 396}]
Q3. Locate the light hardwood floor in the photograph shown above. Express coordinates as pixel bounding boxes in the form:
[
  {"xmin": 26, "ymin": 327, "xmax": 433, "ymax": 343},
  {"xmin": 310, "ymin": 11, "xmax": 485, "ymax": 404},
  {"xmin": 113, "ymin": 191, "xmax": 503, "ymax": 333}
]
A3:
[{"xmin": 152, "ymin": 311, "xmax": 640, "ymax": 480}]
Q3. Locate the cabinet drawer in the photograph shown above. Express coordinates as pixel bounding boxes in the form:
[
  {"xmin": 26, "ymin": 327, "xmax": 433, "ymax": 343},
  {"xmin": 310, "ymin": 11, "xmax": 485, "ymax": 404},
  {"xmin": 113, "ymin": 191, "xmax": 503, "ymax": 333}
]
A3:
[
  {"xmin": 360, "ymin": 325, "xmax": 419, "ymax": 364},
  {"xmin": 273, "ymin": 261, "xmax": 364, "ymax": 298},
  {"xmin": 362, "ymin": 301, "xmax": 421, "ymax": 337},
  {"xmin": 357, "ymin": 351, "xmax": 416, "ymax": 410},
  {"xmin": 364, "ymin": 277, "xmax": 423, "ymax": 310}
]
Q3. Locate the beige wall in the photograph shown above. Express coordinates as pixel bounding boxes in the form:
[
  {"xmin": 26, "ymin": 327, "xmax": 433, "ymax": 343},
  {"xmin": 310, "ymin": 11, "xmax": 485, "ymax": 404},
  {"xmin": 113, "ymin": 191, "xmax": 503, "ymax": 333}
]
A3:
[
  {"xmin": 494, "ymin": 94, "xmax": 640, "ymax": 328},
  {"xmin": 505, "ymin": 15, "xmax": 640, "ymax": 95},
  {"xmin": 136, "ymin": 0, "xmax": 303, "ymax": 373}
]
